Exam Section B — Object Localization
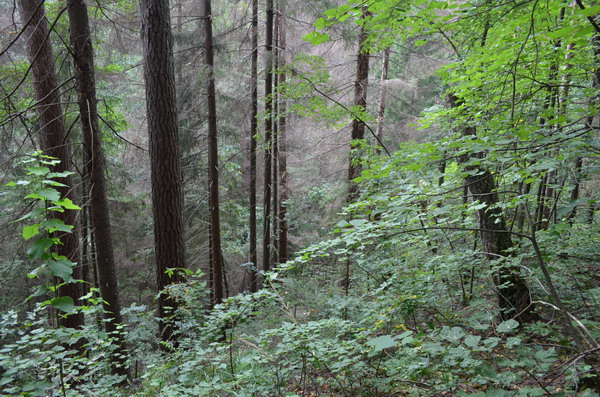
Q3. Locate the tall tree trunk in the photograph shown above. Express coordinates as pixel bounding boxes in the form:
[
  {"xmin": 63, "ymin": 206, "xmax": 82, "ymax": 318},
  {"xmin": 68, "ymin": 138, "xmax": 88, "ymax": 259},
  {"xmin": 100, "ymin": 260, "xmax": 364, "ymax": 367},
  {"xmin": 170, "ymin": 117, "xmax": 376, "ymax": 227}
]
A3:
[
  {"xmin": 140, "ymin": 0, "xmax": 186, "ymax": 344},
  {"xmin": 347, "ymin": 8, "xmax": 370, "ymax": 202},
  {"xmin": 262, "ymin": 0, "xmax": 274, "ymax": 275},
  {"xmin": 18, "ymin": 0, "xmax": 83, "ymax": 330},
  {"xmin": 67, "ymin": 0, "xmax": 127, "ymax": 373},
  {"xmin": 271, "ymin": 4, "xmax": 280, "ymax": 266},
  {"xmin": 203, "ymin": 0, "xmax": 224, "ymax": 306},
  {"xmin": 277, "ymin": 2, "xmax": 289, "ymax": 264},
  {"xmin": 465, "ymin": 169, "xmax": 531, "ymax": 319},
  {"xmin": 247, "ymin": 0, "xmax": 259, "ymax": 292},
  {"xmin": 375, "ymin": 47, "xmax": 390, "ymax": 155},
  {"xmin": 449, "ymin": 95, "xmax": 531, "ymax": 320}
]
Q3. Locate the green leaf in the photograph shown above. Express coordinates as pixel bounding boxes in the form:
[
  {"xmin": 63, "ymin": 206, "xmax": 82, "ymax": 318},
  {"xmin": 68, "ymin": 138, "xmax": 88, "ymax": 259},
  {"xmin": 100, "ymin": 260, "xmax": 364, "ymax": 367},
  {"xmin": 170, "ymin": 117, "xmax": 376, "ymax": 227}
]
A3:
[
  {"xmin": 46, "ymin": 259, "xmax": 74, "ymax": 282},
  {"xmin": 27, "ymin": 166, "xmax": 50, "ymax": 176},
  {"xmin": 545, "ymin": 25, "xmax": 580, "ymax": 40},
  {"xmin": 27, "ymin": 285, "xmax": 49, "ymax": 301},
  {"xmin": 27, "ymin": 238, "xmax": 57, "ymax": 260},
  {"xmin": 26, "ymin": 188, "xmax": 61, "ymax": 202},
  {"xmin": 42, "ymin": 179, "xmax": 67, "ymax": 187},
  {"xmin": 315, "ymin": 17, "xmax": 328, "ymax": 30},
  {"xmin": 464, "ymin": 334, "xmax": 481, "ymax": 347},
  {"xmin": 50, "ymin": 296, "xmax": 74, "ymax": 313},
  {"xmin": 366, "ymin": 335, "xmax": 397, "ymax": 352},
  {"xmin": 576, "ymin": 4, "xmax": 600, "ymax": 17},
  {"xmin": 42, "ymin": 219, "xmax": 73, "ymax": 233},
  {"xmin": 303, "ymin": 31, "xmax": 330, "ymax": 45},
  {"xmin": 496, "ymin": 319, "xmax": 519, "ymax": 333},
  {"xmin": 443, "ymin": 326, "xmax": 465, "ymax": 343},
  {"xmin": 349, "ymin": 219, "xmax": 368, "ymax": 227},
  {"xmin": 335, "ymin": 220, "xmax": 352, "ymax": 228},
  {"xmin": 46, "ymin": 171, "xmax": 74, "ymax": 178},
  {"xmin": 53, "ymin": 198, "xmax": 81, "ymax": 210},
  {"xmin": 23, "ymin": 224, "xmax": 40, "ymax": 240}
]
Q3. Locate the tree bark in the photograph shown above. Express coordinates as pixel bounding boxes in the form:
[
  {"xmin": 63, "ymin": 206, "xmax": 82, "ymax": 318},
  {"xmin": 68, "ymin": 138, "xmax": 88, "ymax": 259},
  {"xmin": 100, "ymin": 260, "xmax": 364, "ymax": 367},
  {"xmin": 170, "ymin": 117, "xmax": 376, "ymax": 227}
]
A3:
[
  {"xmin": 247, "ymin": 0, "xmax": 259, "ymax": 292},
  {"xmin": 347, "ymin": 9, "xmax": 370, "ymax": 202},
  {"xmin": 277, "ymin": 3, "xmax": 289, "ymax": 264},
  {"xmin": 271, "ymin": 3, "xmax": 281, "ymax": 266},
  {"xmin": 375, "ymin": 47, "xmax": 390, "ymax": 155},
  {"xmin": 18, "ymin": 0, "xmax": 83, "ymax": 330},
  {"xmin": 449, "ymin": 94, "xmax": 531, "ymax": 320},
  {"xmin": 262, "ymin": 0, "xmax": 274, "ymax": 275},
  {"xmin": 140, "ymin": 0, "xmax": 186, "ymax": 344},
  {"xmin": 67, "ymin": 0, "xmax": 127, "ymax": 373},
  {"xmin": 203, "ymin": 0, "xmax": 224, "ymax": 306}
]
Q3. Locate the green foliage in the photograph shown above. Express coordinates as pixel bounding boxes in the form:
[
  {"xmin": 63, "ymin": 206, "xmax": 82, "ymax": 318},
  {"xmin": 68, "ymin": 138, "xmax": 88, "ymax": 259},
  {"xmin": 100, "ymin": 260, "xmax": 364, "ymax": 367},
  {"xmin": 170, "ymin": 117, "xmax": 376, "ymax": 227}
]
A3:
[
  {"xmin": 0, "ymin": 301, "xmax": 126, "ymax": 396},
  {"xmin": 5, "ymin": 153, "xmax": 83, "ymax": 314}
]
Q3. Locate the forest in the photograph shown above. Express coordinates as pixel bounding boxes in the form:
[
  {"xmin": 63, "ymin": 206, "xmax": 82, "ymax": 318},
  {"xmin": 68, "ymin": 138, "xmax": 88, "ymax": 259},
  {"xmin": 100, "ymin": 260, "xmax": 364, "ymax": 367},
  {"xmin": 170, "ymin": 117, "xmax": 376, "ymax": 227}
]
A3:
[{"xmin": 0, "ymin": 0, "xmax": 599, "ymax": 395}]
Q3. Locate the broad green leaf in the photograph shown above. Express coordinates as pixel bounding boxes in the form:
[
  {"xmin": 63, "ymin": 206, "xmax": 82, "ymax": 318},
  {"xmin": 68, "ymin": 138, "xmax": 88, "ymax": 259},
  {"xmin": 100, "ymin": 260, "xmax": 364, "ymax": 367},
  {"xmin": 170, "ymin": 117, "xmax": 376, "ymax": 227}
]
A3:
[
  {"xmin": 335, "ymin": 220, "xmax": 352, "ymax": 228},
  {"xmin": 50, "ymin": 296, "xmax": 74, "ymax": 313},
  {"xmin": 27, "ymin": 166, "xmax": 50, "ymax": 176},
  {"xmin": 496, "ymin": 319, "xmax": 519, "ymax": 333},
  {"xmin": 46, "ymin": 259, "xmax": 74, "ymax": 282},
  {"xmin": 314, "ymin": 17, "xmax": 328, "ymax": 30},
  {"xmin": 47, "ymin": 171, "xmax": 74, "ymax": 178},
  {"xmin": 443, "ymin": 326, "xmax": 465, "ymax": 343},
  {"xmin": 26, "ymin": 188, "xmax": 61, "ymax": 202},
  {"xmin": 42, "ymin": 179, "xmax": 67, "ymax": 187},
  {"xmin": 576, "ymin": 5, "xmax": 600, "ymax": 17},
  {"xmin": 422, "ymin": 342, "xmax": 444, "ymax": 354},
  {"xmin": 349, "ymin": 219, "xmax": 368, "ymax": 227},
  {"xmin": 42, "ymin": 219, "xmax": 73, "ymax": 233},
  {"xmin": 484, "ymin": 337, "xmax": 501, "ymax": 348},
  {"xmin": 53, "ymin": 198, "xmax": 81, "ymax": 210},
  {"xmin": 303, "ymin": 31, "xmax": 330, "ymax": 46},
  {"xmin": 463, "ymin": 334, "xmax": 481, "ymax": 347},
  {"xmin": 23, "ymin": 224, "xmax": 40, "ymax": 240},
  {"xmin": 27, "ymin": 238, "xmax": 56, "ymax": 260},
  {"xmin": 26, "ymin": 285, "xmax": 48, "ymax": 302},
  {"xmin": 366, "ymin": 335, "xmax": 396, "ymax": 352}
]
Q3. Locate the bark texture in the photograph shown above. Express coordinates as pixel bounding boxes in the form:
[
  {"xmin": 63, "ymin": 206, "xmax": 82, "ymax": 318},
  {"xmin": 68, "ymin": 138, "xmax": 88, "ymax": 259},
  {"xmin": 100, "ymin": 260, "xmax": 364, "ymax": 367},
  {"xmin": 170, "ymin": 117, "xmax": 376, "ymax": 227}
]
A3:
[
  {"xmin": 203, "ymin": 0, "xmax": 224, "ymax": 306},
  {"xmin": 347, "ymin": 10, "xmax": 370, "ymax": 202},
  {"xmin": 140, "ymin": 0, "xmax": 186, "ymax": 343},
  {"xmin": 449, "ymin": 94, "xmax": 532, "ymax": 320},
  {"xmin": 19, "ymin": 0, "xmax": 83, "ymax": 330},
  {"xmin": 262, "ymin": 0, "xmax": 274, "ymax": 275},
  {"xmin": 375, "ymin": 47, "xmax": 390, "ymax": 155},
  {"xmin": 247, "ymin": 0, "xmax": 259, "ymax": 292},
  {"xmin": 277, "ymin": 3, "xmax": 289, "ymax": 264},
  {"xmin": 67, "ymin": 0, "xmax": 127, "ymax": 374}
]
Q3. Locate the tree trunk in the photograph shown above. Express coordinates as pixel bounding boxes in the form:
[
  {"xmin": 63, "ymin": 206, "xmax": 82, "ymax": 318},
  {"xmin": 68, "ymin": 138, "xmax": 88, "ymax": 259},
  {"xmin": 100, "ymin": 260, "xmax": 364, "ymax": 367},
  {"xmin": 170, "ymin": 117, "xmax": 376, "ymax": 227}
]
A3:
[
  {"xmin": 449, "ymin": 95, "xmax": 531, "ymax": 320},
  {"xmin": 272, "ymin": 4, "xmax": 280, "ymax": 266},
  {"xmin": 247, "ymin": 0, "xmax": 258, "ymax": 292},
  {"xmin": 277, "ymin": 3, "xmax": 289, "ymax": 264},
  {"xmin": 18, "ymin": 0, "xmax": 83, "ymax": 330},
  {"xmin": 140, "ymin": 0, "xmax": 186, "ymax": 344},
  {"xmin": 347, "ymin": 8, "xmax": 370, "ymax": 202},
  {"xmin": 375, "ymin": 47, "xmax": 390, "ymax": 155},
  {"xmin": 67, "ymin": 0, "xmax": 127, "ymax": 373},
  {"xmin": 203, "ymin": 0, "xmax": 224, "ymax": 306},
  {"xmin": 262, "ymin": 0, "xmax": 274, "ymax": 275},
  {"xmin": 247, "ymin": 0, "xmax": 259, "ymax": 292},
  {"xmin": 465, "ymin": 169, "xmax": 531, "ymax": 319}
]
